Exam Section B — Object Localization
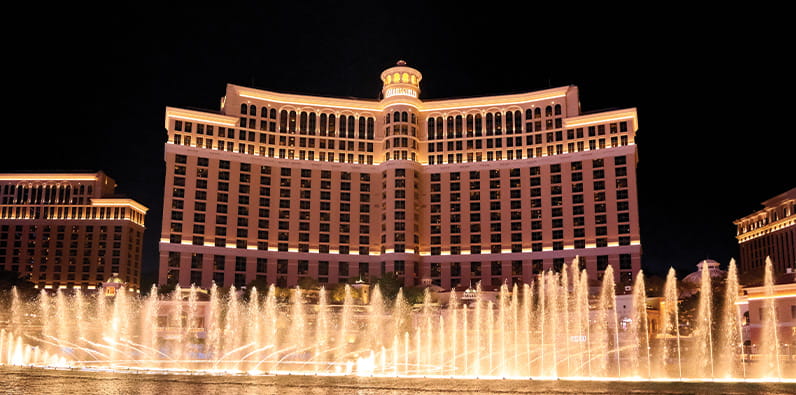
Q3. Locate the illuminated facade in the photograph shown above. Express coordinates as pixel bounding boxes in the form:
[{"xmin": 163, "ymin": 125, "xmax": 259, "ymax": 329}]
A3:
[
  {"xmin": 738, "ymin": 270, "xmax": 796, "ymax": 348},
  {"xmin": 735, "ymin": 188, "xmax": 796, "ymax": 275},
  {"xmin": 159, "ymin": 61, "xmax": 641, "ymax": 291},
  {"xmin": 0, "ymin": 172, "xmax": 148, "ymax": 291}
]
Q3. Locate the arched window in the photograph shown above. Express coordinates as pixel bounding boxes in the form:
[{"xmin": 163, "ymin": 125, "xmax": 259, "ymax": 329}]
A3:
[
  {"xmin": 319, "ymin": 113, "xmax": 327, "ymax": 134},
  {"xmin": 367, "ymin": 118, "xmax": 375, "ymax": 139},
  {"xmin": 249, "ymin": 105, "xmax": 256, "ymax": 116},
  {"xmin": 505, "ymin": 111, "xmax": 514, "ymax": 133},
  {"xmin": 534, "ymin": 108, "xmax": 542, "ymax": 118},
  {"xmin": 436, "ymin": 118, "xmax": 444, "ymax": 139},
  {"xmin": 466, "ymin": 114, "xmax": 474, "ymax": 136},
  {"xmin": 514, "ymin": 110, "xmax": 522, "ymax": 132},
  {"xmin": 309, "ymin": 113, "xmax": 317, "ymax": 134},
  {"xmin": 475, "ymin": 114, "xmax": 482, "ymax": 136},
  {"xmin": 494, "ymin": 112, "xmax": 502, "ymax": 134},
  {"xmin": 269, "ymin": 108, "xmax": 277, "ymax": 119},
  {"xmin": 299, "ymin": 112, "xmax": 308, "ymax": 133},
  {"xmin": 554, "ymin": 104, "xmax": 562, "ymax": 116},
  {"xmin": 428, "ymin": 118, "xmax": 435, "ymax": 139},
  {"xmin": 347, "ymin": 116, "xmax": 355, "ymax": 138},
  {"xmin": 545, "ymin": 106, "xmax": 553, "ymax": 117},
  {"xmin": 359, "ymin": 117, "xmax": 366, "ymax": 139},
  {"xmin": 526, "ymin": 108, "xmax": 533, "ymax": 120},
  {"xmin": 240, "ymin": 103, "xmax": 248, "ymax": 114},
  {"xmin": 328, "ymin": 114, "xmax": 336, "ymax": 136},
  {"xmin": 455, "ymin": 115, "xmax": 463, "ymax": 137},
  {"xmin": 339, "ymin": 115, "xmax": 347, "ymax": 134},
  {"xmin": 289, "ymin": 111, "xmax": 297, "ymax": 133},
  {"xmin": 401, "ymin": 112, "xmax": 408, "ymax": 122},
  {"xmin": 386, "ymin": 113, "xmax": 391, "ymax": 124},
  {"xmin": 279, "ymin": 110, "xmax": 288, "ymax": 132},
  {"xmin": 261, "ymin": 106, "xmax": 268, "ymax": 118}
]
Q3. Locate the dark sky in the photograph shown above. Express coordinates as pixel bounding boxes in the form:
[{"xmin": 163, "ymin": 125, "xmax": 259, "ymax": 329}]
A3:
[{"xmin": 3, "ymin": 3, "xmax": 793, "ymax": 285}]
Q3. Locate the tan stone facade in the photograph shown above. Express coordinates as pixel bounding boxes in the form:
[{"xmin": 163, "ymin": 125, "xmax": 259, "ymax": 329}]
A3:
[
  {"xmin": 0, "ymin": 172, "xmax": 147, "ymax": 291},
  {"xmin": 735, "ymin": 188, "xmax": 796, "ymax": 275},
  {"xmin": 159, "ymin": 62, "xmax": 641, "ymax": 291}
]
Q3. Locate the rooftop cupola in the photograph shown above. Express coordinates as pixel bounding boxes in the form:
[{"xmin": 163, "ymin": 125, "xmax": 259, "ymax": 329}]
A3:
[{"xmin": 380, "ymin": 60, "xmax": 422, "ymax": 102}]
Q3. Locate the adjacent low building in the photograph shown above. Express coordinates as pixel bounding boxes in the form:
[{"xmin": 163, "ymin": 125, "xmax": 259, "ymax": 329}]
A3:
[
  {"xmin": 0, "ymin": 172, "xmax": 148, "ymax": 291},
  {"xmin": 735, "ymin": 187, "xmax": 796, "ymax": 276},
  {"xmin": 739, "ymin": 269, "xmax": 796, "ymax": 351}
]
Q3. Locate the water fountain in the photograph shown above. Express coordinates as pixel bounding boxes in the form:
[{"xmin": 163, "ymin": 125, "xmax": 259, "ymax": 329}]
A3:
[{"xmin": 0, "ymin": 257, "xmax": 793, "ymax": 382}]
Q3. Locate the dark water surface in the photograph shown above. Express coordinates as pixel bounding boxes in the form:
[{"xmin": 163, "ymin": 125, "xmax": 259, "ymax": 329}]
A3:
[{"xmin": 1, "ymin": 367, "xmax": 795, "ymax": 394}]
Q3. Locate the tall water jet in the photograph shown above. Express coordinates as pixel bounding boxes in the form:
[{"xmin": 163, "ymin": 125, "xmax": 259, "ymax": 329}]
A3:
[
  {"xmin": 170, "ymin": 285, "xmax": 186, "ymax": 364},
  {"xmin": 448, "ymin": 288, "xmax": 459, "ymax": 376},
  {"xmin": 521, "ymin": 282, "xmax": 533, "ymax": 377},
  {"xmin": 692, "ymin": 259, "xmax": 715, "ymax": 378},
  {"xmin": 510, "ymin": 282, "xmax": 520, "ymax": 377},
  {"xmin": 546, "ymin": 270, "xmax": 560, "ymax": 377},
  {"xmin": 38, "ymin": 290, "xmax": 52, "ymax": 342},
  {"xmin": 421, "ymin": 287, "xmax": 434, "ymax": 372},
  {"xmin": 73, "ymin": 289, "xmax": 88, "ymax": 344},
  {"xmin": 368, "ymin": 284, "xmax": 385, "ymax": 351},
  {"xmin": 315, "ymin": 287, "xmax": 330, "ymax": 372},
  {"xmin": 533, "ymin": 273, "xmax": 543, "ymax": 377},
  {"xmin": 263, "ymin": 284, "xmax": 279, "ymax": 372},
  {"xmin": 241, "ymin": 285, "xmax": 262, "ymax": 369},
  {"xmin": 498, "ymin": 283, "xmax": 509, "ymax": 376},
  {"xmin": 758, "ymin": 257, "xmax": 782, "ymax": 378},
  {"xmin": 662, "ymin": 267, "xmax": 682, "ymax": 378},
  {"xmin": 206, "ymin": 283, "xmax": 223, "ymax": 362},
  {"xmin": 140, "ymin": 285, "xmax": 160, "ymax": 364},
  {"xmin": 556, "ymin": 266, "xmax": 568, "ymax": 376},
  {"xmin": 186, "ymin": 285, "xmax": 199, "ymax": 358},
  {"xmin": 336, "ymin": 285, "xmax": 354, "ymax": 366},
  {"xmin": 96, "ymin": 286, "xmax": 130, "ymax": 366},
  {"xmin": 54, "ymin": 289, "xmax": 70, "ymax": 346},
  {"xmin": 9, "ymin": 287, "xmax": 23, "ymax": 336},
  {"xmin": 223, "ymin": 286, "xmax": 244, "ymax": 365},
  {"xmin": 289, "ymin": 286, "xmax": 306, "ymax": 357},
  {"xmin": 630, "ymin": 270, "xmax": 651, "ymax": 378},
  {"xmin": 597, "ymin": 265, "xmax": 620, "ymax": 377},
  {"xmin": 717, "ymin": 258, "xmax": 744, "ymax": 378},
  {"xmin": 576, "ymin": 267, "xmax": 592, "ymax": 377}
]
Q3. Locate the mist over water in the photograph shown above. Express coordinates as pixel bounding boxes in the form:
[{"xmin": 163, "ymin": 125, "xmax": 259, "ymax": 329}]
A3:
[{"xmin": 1, "ymin": 258, "xmax": 793, "ymax": 382}]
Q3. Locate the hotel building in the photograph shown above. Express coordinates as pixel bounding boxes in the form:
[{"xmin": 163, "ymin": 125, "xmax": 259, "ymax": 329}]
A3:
[
  {"xmin": 735, "ymin": 187, "xmax": 796, "ymax": 275},
  {"xmin": 0, "ymin": 172, "xmax": 148, "ymax": 291},
  {"xmin": 159, "ymin": 61, "xmax": 641, "ymax": 291}
]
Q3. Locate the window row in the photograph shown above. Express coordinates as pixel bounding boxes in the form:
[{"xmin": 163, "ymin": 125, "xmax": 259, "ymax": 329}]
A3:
[
  {"xmin": 1, "ymin": 184, "xmax": 95, "ymax": 205},
  {"xmin": 427, "ymin": 106, "xmax": 563, "ymax": 139},
  {"xmin": 427, "ymin": 124, "xmax": 629, "ymax": 152}
]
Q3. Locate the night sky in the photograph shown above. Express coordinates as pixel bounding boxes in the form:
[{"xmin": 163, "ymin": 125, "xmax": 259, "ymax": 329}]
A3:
[{"xmin": 3, "ymin": 3, "xmax": 793, "ymax": 287}]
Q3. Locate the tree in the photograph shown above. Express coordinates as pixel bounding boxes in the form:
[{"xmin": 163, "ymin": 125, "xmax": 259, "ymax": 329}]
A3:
[
  {"xmin": 401, "ymin": 286, "xmax": 427, "ymax": 305},
  {"xmin": 374, "ymin": 272, "xmax": 402, "ymax": 302},
  {"xmin": 328, "ymin": 282, "xmax": 361, "ymax": 304},
  {"xmin": 297, "ymin": 276, "xmax": 320, "ymax": 290},
  {"xmin": 643, "ymin": 274, "xmax": 666, "ymax": 297},
  {"xmin": 0, "ymin": 270, "xmax": 37, "ymax": 306},
  {"xmin": 245, "ymin": 277, "xmax": 271, "ymax": 302}
]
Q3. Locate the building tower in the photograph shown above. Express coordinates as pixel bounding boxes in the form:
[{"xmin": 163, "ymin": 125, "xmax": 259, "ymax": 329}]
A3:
[
  {"xmin": 0, "ymin": 172, "xmax": 148, "ymax": 291},
  {"xmin": 379, "ymin": 61, "xmax": 424, "ymax": 284},
  {"xmin": 159, "ymin": 61, "xmax": 641, "ymax": 292},
  {"xmin": 734, "ymin": 187, "xmax": 796, "ymax": 275}
]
